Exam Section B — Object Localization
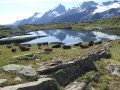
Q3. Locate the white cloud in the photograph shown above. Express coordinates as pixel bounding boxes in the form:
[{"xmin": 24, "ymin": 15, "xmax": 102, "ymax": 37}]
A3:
[{"xmin": 0, "ymin": 0, "xmax": 90, "ymax": 3}]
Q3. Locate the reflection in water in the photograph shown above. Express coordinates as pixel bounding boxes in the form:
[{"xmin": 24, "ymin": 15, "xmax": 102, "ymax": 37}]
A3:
[
  {"xmin": 1, "ymin": 29, "xmax": 119, "ymax": 45},
  {"xmin": 23, "ymin": 29, "xmax": 119, "ymax": 45}
]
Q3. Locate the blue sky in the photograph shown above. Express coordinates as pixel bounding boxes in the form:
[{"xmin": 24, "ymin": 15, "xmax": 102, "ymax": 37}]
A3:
[{"xmin": 0, "ymin": 0, "xmax": 114, "ymax": 25}]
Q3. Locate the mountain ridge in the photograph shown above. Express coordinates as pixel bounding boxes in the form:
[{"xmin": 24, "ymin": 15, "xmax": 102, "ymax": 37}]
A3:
[{"xmin": 13, "ymin": 0, "xmax": 120, "ymax": 25}]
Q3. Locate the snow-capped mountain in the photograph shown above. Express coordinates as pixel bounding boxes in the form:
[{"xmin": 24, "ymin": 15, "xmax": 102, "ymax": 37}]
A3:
[
  {"xmin": 52, "ymin": 1, "xmax": 120, "ymax": 22},
  {"xmin": 13, "ymin": 0, "xmax": 120, "ymax": 25},
  {"xmin": 14, "ymin": 4, "xmax": 66, "ymax": 25}
]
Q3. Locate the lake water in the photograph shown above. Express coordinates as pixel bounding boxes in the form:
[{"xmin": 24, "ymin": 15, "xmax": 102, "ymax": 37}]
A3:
[{"xmin": 1, "ymin": 29, "xmax": 120, "ymax": 45}]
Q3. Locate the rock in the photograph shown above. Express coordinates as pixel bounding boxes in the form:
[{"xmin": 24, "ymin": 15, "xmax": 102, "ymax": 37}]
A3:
[
  {"xmin": 0, "ymin": 79, "xmax": 7, "ymax": 84},
  {"xmin": 12, "ymin": 55, "xmax": 22, "ymax": 59},
  {"xmin": 24, "ymin": 53, "xmax": 34, "ymax": 57},
  {"xmin": 14, "ymin": 76, "xmax": 22, "ymax": 82},
  {"xmin": 91, "ymin": 73, "xmax": 100, "ymax": 80},
  {"xmin": 91, "ymin": 87, "xmax": 96, "ymax": 90},
  {"xmin": 12, "ymin": 53, "xmax": 35, "ymax": 59},
  {"xmin": 65, "ymin": 82, "xmax": 87, "ymax": 90},
  {"xmin": 107, "ymin": 63, "xmax": 120, "ymax": 76},
  {"xmin": 2, "ymin": 64, "xmax": 37, "ymax": 77},
  {"xmin": 0, "ymin": 78, "xmax": 54, "ymax": 90}
]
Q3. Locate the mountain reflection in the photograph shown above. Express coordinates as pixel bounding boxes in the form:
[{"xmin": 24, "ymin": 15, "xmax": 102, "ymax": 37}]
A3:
[
  {"xmin": 24, "ymin": 29, "xmax": 119, "ymax": 44},
  {"xmin": 40, "ymin": 29, "xmax": 117, "ymax": 42},
  {"xmin": 43, "ymin": 30, "xmax": 67, "ymax": 41}
]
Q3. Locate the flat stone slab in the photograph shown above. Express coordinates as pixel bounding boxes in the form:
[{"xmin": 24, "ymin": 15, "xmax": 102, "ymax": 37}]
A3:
[
  {"xmin": 65, "ymin": 82, "xmax": 87, "ymax": 90},
  {"xmin": 0, "ymin": 78, "xmax": 54, "ymax": 90},
  {"xmin": 0, "ymin": 79, "xmax": 7, "ymax": 84},
  {"xmin": 2, "ymin": 64, "xmax": 37, "ymax": 77}
]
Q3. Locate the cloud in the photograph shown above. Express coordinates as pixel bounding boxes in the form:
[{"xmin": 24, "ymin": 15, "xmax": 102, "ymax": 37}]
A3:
[{"xmin": 0, "ymin": 0, "xmax": 90, "ymax": 3}]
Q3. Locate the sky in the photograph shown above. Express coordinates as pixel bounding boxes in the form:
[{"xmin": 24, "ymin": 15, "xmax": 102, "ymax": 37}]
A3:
[{"xmin": 0, "ymin": 0, "xmax": 114, "ymax": 25}]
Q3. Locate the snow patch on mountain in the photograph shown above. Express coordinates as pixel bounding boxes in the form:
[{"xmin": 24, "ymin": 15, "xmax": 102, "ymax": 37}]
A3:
[
  {"xmin": 12, "ymin": 1, "xmax": 120, "ymax": 25},
  {"xmin": 48, "ymin": 11, "xmax": 63, "ymax": 17},
  {"xmin": 35, "ymin": 12, "xmax": 45, "ymax": 18},
  {"xmin": 93, "ymin": 2, "xmax": 120, "ymax": 14}
]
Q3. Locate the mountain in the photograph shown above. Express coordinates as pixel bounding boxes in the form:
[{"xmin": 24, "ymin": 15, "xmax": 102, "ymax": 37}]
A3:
[
  {"xmin": 14, "ymin": 4, "xmax": 66, "ymax": 25},
  {"xmin": 52, "ymin": 1, "xmax": 120, "ymax": 22},
  {"xmin": 13, "ymin": 0, "xmax": 120, "ymax": 25}
]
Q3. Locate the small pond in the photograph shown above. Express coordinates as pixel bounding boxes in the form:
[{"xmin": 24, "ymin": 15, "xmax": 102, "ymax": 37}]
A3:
[{"xmin": 1, "ymin": 29, "xmax": 120, "ymax": 45}]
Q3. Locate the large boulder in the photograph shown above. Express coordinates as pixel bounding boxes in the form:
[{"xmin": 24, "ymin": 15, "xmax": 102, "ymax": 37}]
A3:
[{"xmin": 2, "ymin": 64, "xmax": 37, "ymax": 77}]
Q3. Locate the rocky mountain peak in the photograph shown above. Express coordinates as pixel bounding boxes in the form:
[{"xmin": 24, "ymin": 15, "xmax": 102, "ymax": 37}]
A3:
[
  {"xmin": 12, "ymin": 0, "xmax": 120, "ymax": 25},
  {"xmin": 52, "ymin": 4, "xmax": 66, "ymax": 13}
]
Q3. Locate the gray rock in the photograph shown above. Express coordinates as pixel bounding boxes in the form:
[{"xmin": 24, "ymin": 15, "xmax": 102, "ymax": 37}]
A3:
[
  {"xmin": 107, "ymin": 63, "xmax": 120, "ymax": 76},
  {"xmin": 12, "ymin": 53, "xmax": 35, "ymax": 59},
  {"xmin": 24, "ymin": 53, "xmax": 34, "ymax": 57},
  {"xmin": 0, "ymin": 78, "xmax": 54, "ymax": 90},
  {"xmin": 0, "ymin": 79, "xmax": 7, "ymax": 84},
  {"xmin": 2, "ymin": 64, "xmax": 37, "ymax": 77},
  {"xmin": 14, "ymin": 76, "xmax": 22, "ymax": 81},
  {"xmin": 12, "ymin": 55, "xmax": 22, "ymax": 59},
  {"xmin": 65, "ymin": 82, "xmax": 87, "ymax": 90}
]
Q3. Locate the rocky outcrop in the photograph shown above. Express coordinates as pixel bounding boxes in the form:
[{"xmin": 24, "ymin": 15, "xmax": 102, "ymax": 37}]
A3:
[
  {"xmin": 38, "ymin": 43, "xmax": 111, "ymax": 86},
  {"xmin": 0, "ymin": 78, "xmax": 54, "ymax": 90},
  {"xmin": 107, "ymin": 63, "xmax": 120, "ymax": 76},
  {"xmin": 52, "ymin": 57, "xmax": 96, "ymax": 86},
  {"xmin": 2, "ymin": 64, "xmax": 37, "ymax": 77}
]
